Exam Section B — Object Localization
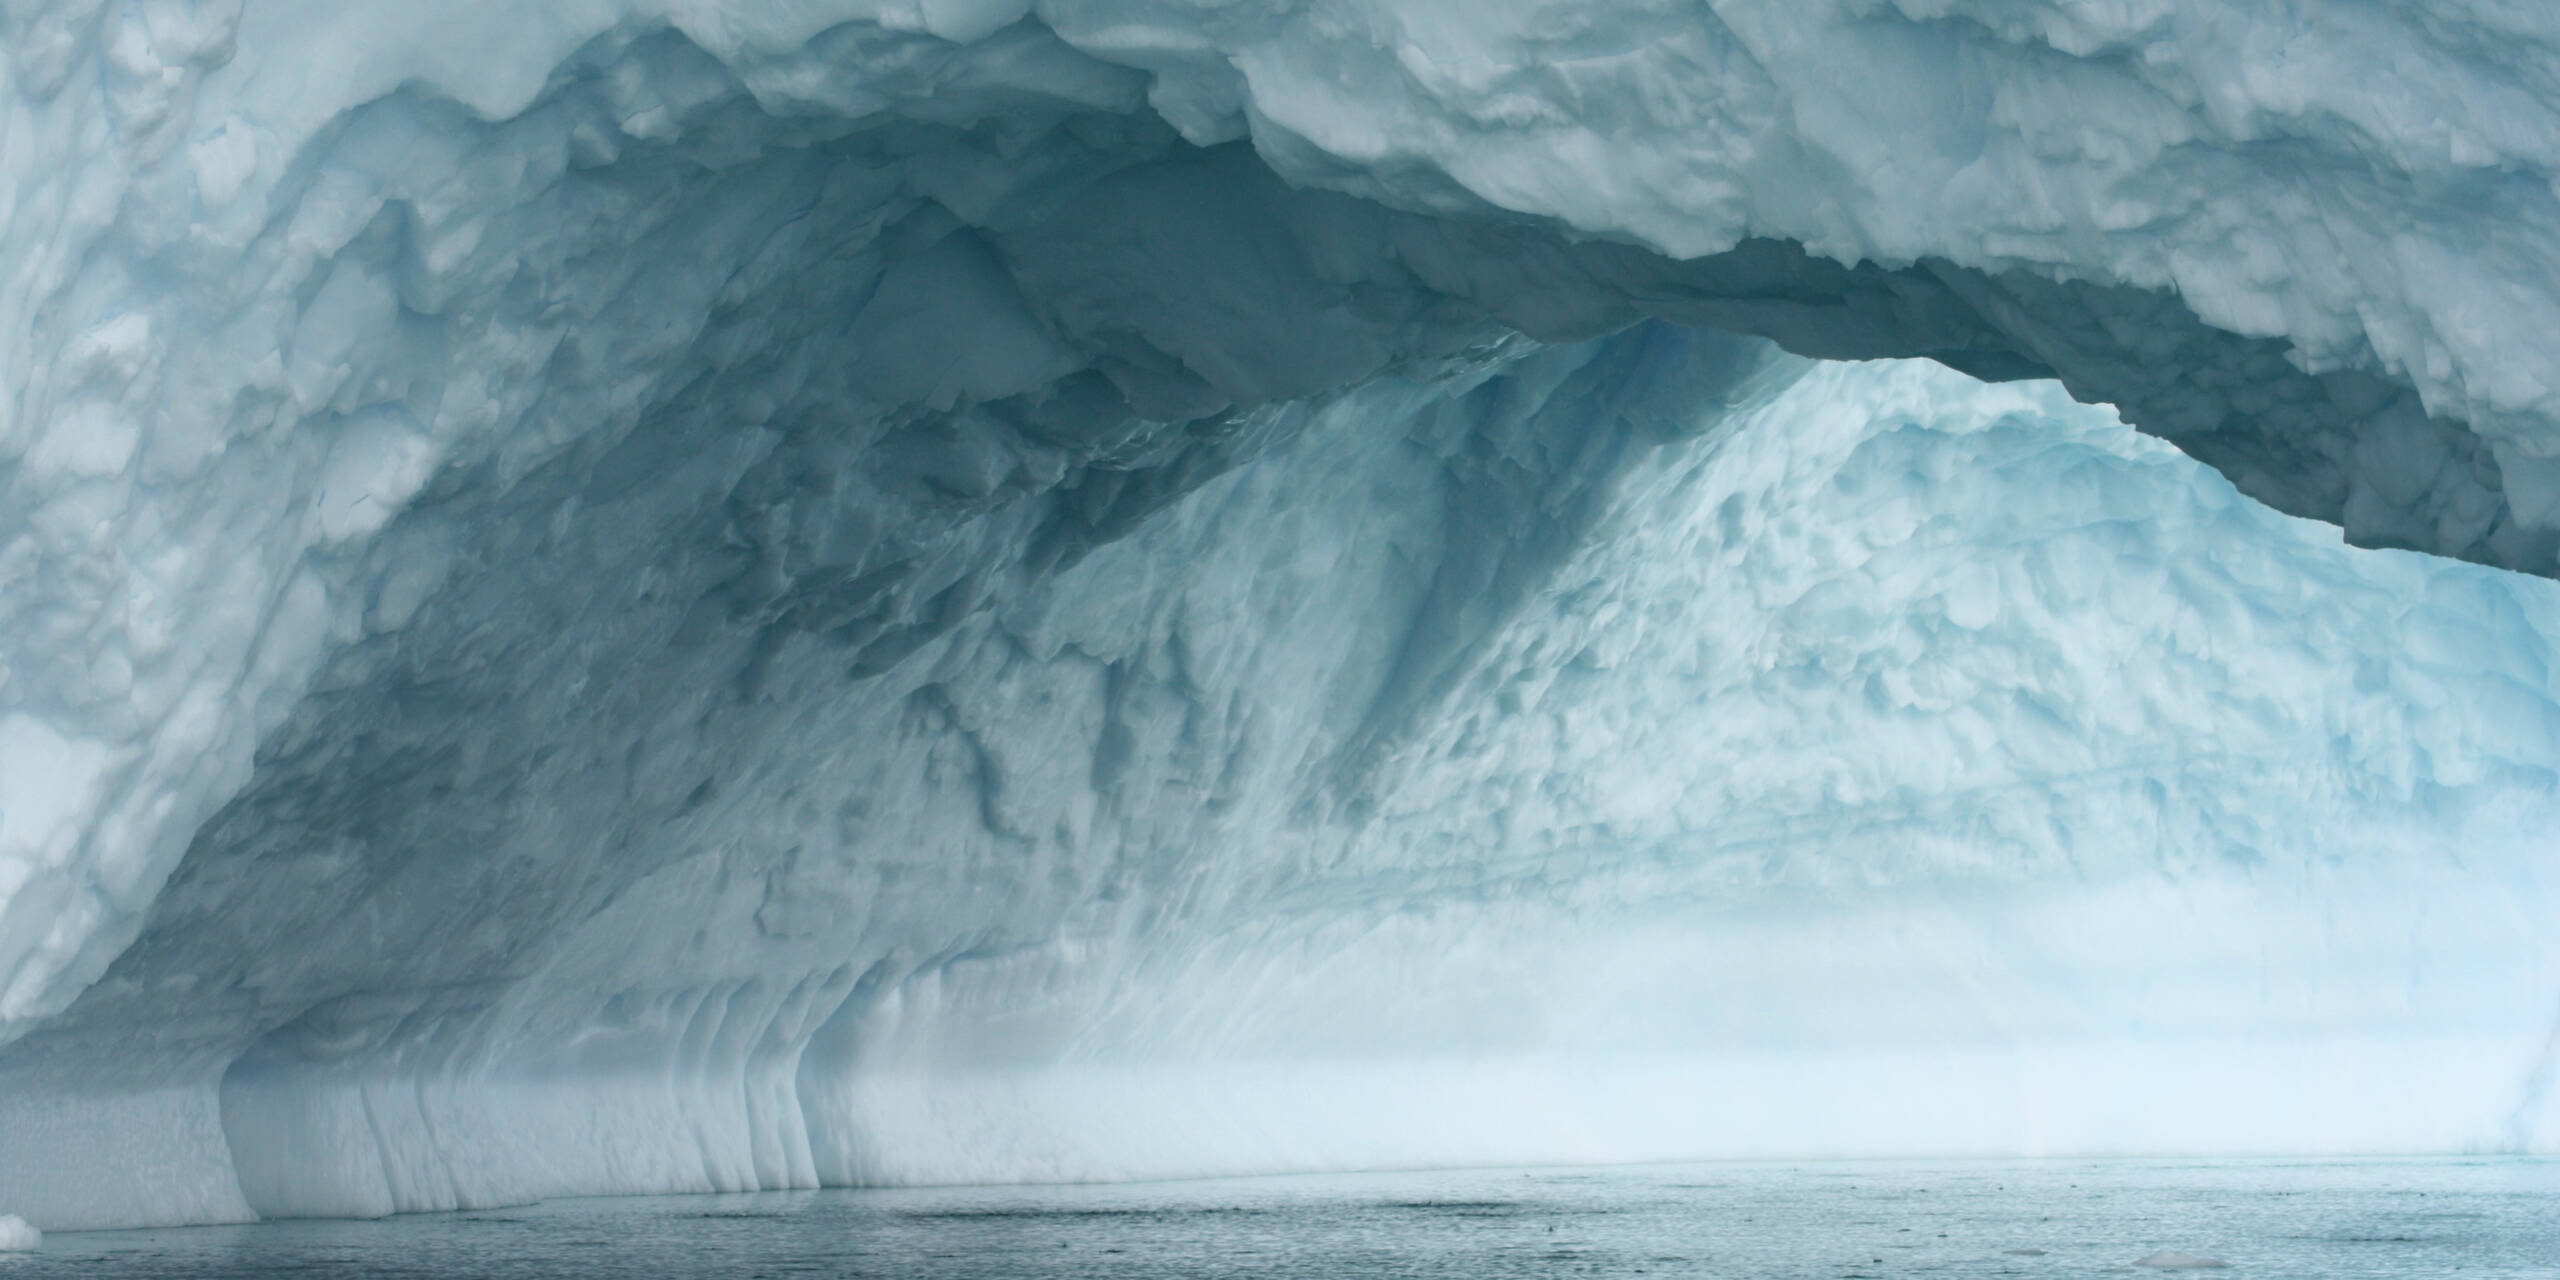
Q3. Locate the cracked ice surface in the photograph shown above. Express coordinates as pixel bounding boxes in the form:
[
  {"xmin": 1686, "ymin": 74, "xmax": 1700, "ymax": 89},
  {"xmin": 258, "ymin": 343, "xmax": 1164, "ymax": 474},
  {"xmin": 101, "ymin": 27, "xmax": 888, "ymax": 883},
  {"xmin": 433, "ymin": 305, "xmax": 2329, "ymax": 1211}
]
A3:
[{"xmin": 1, "ymin": 0, "xmax": 2559, "ymax": 1229}]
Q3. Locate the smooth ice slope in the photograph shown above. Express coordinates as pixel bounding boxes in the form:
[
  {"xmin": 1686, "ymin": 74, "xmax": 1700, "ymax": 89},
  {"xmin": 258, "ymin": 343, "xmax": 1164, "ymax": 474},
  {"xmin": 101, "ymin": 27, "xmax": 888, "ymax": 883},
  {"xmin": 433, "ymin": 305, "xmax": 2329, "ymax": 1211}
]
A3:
[{"xmin": 1, "ymin": 0, "xmax": 2559, "ymax": 1230}]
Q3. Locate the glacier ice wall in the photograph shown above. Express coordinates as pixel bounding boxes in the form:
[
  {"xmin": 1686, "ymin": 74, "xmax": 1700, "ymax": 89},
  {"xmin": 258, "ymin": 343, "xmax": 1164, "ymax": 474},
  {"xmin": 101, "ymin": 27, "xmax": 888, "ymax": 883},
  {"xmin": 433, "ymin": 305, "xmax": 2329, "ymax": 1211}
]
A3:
[{"xmin": 1, "ymin": 0, "xmax": 2559, "ymax": 1230}]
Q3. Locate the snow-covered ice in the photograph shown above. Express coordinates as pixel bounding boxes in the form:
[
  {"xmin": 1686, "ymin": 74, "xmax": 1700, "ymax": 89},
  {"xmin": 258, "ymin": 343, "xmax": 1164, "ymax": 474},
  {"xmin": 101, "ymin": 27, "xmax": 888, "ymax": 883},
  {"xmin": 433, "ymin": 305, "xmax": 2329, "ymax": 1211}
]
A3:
[{"xmin": 1, "ymin": 0, "xmax": 2559, "ymax": 1232}]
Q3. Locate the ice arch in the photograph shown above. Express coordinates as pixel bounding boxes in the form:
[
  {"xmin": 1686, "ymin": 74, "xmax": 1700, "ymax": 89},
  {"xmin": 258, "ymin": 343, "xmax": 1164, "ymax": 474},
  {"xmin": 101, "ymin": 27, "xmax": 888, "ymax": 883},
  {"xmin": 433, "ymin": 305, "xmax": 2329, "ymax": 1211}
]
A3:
[{"xmin": 0, "ymin": 1, "xmax": 2558, "ymax": 1230}]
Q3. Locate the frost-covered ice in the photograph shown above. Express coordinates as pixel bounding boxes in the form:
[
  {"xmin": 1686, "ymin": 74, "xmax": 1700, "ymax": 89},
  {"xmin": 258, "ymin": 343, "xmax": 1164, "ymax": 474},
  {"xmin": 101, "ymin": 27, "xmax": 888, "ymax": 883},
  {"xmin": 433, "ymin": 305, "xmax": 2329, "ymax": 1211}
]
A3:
[{"xmin": 2, "ymin": 0, "xmax": 2560, "ymax": 1233}]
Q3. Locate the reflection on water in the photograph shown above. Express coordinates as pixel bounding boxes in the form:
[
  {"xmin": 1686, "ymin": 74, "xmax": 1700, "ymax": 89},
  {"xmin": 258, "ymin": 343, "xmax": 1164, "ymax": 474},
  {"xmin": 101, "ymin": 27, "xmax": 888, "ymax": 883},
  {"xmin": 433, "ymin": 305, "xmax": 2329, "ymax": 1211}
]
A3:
[{"xmin": 11, "ymin": 1157, "xmax": 2554, "ymax": 1278}]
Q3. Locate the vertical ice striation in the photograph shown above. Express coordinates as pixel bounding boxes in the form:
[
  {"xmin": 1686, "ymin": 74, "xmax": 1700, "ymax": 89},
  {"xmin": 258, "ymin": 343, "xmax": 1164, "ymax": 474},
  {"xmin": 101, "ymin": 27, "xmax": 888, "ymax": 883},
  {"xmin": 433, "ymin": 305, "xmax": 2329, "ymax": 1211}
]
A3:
[{"xmin": 0, "ymin": 0, "xmax": 2557, "ymax": 1230}]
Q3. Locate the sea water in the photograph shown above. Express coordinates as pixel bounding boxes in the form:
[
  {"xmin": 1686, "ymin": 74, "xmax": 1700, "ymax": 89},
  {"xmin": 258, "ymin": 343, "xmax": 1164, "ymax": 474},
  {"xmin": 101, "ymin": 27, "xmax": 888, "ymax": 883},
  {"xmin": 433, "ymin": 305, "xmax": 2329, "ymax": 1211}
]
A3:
[{"xmin": 11, "ymin": 1157, "xmax": 2554, "ymax": 1278}]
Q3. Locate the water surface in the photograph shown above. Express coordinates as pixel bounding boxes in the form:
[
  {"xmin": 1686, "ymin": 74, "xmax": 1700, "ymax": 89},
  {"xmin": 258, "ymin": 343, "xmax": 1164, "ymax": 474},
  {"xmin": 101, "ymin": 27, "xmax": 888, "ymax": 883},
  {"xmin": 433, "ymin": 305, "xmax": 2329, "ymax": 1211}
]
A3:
[{"xmin": 14, "ymin": 1157, "xmax": 2554, "ymax": 1278}]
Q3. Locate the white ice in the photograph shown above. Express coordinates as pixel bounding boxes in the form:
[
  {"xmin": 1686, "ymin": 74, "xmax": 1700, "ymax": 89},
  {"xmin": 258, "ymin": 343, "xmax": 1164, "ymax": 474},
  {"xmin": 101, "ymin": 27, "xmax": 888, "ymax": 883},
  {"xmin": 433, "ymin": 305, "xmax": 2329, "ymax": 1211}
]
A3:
[{"xmin": 2, "ymin": 0, "xmax": 2559, "ymax": 1232}]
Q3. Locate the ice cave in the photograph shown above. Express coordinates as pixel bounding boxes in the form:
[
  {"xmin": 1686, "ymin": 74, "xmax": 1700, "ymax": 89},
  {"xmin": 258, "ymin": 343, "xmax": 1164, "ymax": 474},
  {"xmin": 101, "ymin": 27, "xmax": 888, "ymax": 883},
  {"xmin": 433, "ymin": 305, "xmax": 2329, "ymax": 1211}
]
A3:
[{"xmin": 0, "ymin": 0, "xmax": 2557, "ymax": 1245}]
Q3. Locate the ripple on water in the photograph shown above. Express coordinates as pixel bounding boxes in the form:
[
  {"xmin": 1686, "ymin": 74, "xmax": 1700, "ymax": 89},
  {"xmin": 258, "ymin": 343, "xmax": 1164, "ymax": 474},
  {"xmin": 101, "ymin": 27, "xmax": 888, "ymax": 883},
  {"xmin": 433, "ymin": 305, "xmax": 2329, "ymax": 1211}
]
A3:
[{"xmin": 6, "ymin": 1157, "xmax": 2554, "ymax": 1279}]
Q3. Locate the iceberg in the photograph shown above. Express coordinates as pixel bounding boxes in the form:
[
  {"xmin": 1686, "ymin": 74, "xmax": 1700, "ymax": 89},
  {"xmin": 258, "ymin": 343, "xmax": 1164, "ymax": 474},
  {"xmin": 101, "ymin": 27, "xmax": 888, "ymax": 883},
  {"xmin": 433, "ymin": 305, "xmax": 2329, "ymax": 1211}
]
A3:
[{"xmin": 0, "ymin": 0, "xmax": 2557, "ymax": 1231}]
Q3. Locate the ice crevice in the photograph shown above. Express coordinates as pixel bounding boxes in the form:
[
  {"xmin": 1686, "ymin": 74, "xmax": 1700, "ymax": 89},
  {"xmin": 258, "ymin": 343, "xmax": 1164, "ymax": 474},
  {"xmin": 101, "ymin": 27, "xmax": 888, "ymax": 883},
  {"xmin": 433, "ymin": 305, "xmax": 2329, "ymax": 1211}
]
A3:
[{"xmin": 2, "ymin": 1, "xmax": 2560, "ymax": 1229}]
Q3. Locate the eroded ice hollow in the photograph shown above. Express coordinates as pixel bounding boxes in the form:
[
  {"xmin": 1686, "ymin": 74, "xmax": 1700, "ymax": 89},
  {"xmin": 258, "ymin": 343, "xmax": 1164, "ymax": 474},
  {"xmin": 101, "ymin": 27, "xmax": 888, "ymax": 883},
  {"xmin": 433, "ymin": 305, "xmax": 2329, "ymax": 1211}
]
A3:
[{"xmin": 3, "ymin": 0, "xmax": 2560, "ymax": 1231}]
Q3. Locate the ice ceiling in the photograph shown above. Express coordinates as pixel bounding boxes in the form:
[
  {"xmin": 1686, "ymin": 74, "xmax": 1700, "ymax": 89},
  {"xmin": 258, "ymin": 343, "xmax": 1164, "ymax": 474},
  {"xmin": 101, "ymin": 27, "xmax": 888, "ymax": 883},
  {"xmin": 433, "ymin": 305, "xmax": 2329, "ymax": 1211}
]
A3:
[{"xmin": 2, "ymin": 0, "xmax": 2559, "ymax": 1231}]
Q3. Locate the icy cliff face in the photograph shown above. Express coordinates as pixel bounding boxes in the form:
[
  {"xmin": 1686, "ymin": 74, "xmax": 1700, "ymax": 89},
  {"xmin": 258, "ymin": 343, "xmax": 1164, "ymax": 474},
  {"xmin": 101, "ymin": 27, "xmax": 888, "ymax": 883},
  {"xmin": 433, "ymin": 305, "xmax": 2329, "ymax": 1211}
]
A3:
[{"xmin": 3, "ymin": 0, "xmax": 2560, "ymax": 1230}]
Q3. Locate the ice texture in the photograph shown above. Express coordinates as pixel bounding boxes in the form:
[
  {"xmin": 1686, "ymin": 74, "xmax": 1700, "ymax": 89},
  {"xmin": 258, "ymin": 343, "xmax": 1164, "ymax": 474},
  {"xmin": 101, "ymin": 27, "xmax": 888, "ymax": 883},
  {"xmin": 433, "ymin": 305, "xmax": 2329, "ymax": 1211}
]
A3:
[{"xmin": 0, "ymin": 0, "xmax": 2558, "ymax": 1231}]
